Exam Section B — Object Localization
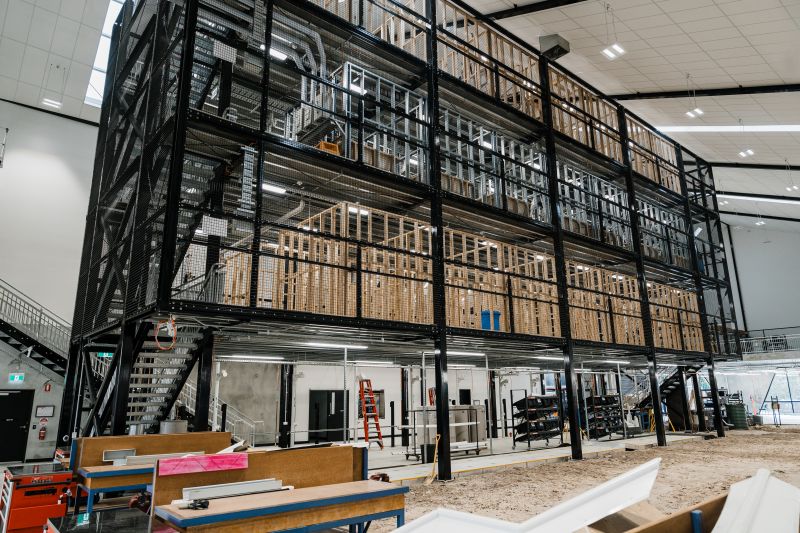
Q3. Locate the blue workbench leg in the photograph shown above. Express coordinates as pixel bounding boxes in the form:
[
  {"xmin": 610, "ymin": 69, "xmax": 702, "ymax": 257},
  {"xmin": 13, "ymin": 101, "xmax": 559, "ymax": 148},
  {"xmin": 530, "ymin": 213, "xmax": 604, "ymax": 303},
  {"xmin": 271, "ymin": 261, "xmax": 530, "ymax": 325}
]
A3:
[
  {"xmin": 86, "ymin": 489, "xmax": 94, "ymax": 515},
  {"xmin": 397, "ymin": 510, "xmax": 405, "ymax": 527}
]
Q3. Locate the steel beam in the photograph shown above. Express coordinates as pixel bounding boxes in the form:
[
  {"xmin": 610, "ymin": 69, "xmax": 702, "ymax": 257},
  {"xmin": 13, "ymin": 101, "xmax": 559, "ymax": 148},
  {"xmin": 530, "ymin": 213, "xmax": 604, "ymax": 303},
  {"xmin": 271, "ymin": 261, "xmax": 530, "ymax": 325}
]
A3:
[
  {"xmin": 712, "ymin": 162, "xmax": 800, "ymax": 171},
  {"xmin": 720, "ymin": 211, "xmax": 800, "ymax": 223},
  {"xmin": 110, "ymin": 321, "xmax": 139, "ymax": 435},
  {"xmin": 487, "ymin": 0, "xmax": 589, "ymax": 19},
  {"xmin": 610, "ymin": 83, "xmax": 800, "ymax": 100}
]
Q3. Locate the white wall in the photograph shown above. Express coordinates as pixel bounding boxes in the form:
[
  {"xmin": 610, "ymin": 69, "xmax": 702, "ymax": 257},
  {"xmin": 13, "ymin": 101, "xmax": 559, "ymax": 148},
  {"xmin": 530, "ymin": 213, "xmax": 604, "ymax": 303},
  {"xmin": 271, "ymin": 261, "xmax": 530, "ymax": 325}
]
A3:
[
  {"xmin": 0, "ymin": 101, "xmax": 97, "ymax": 320},
  {"xmin": 725, "ymin": 224, "xmax": 800, "ymax": 333},
  {"xmin": 0, "ymin": 342, "xmax": 64, "ymax": 461}
]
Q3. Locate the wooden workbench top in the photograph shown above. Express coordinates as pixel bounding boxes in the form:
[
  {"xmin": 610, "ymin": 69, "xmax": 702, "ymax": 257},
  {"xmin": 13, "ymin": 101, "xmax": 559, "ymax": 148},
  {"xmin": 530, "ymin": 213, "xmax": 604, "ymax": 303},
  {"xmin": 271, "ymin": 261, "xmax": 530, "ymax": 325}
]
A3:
[
  {"xmin": 155, "ymin": 480, "xmax": 408, "ymax": 528},
  {"xmin": 79, "ymin": 463, "xmax": 155, "ymax": 477}
]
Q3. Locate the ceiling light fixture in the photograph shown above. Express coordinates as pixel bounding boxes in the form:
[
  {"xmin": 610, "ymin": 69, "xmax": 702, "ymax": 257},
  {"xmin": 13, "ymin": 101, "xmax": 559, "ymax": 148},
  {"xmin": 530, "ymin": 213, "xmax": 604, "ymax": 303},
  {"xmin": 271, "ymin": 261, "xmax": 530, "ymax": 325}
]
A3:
[
  {"xmin": 262, "ymin": 183, "xmax": 286, "ymax": 194},
  {"xmin": 684, "ymin": 75, "xmax": 703, "ymax": 119},
  {"xmin": 534, "ymin": 355, "xmax": 563, "ymax": 361},
  {"xmin": 601, "ymin": 359, "xmax": 630, "ymax": 365},
  {"xmin": 303, "ymin": 342, "xmax": 368, "ymax": 350},
  {"xmin": 739, "ymin": 149, "xmax": 754, "ymax": 158},
  {"xmin": 601, "ymin": 4, "xmax": 625, "ymax": 60},
  {"xmin": 41, "ymin": 98, "xmax": 62, "ymax": 109},
  {"xmin": 448, "ymin": 351, "xmax": 486, "ymax": 356},
  {"xmin": 785, "ymin": 159, "xmax": 798, "ymax": 192},
  {"xmin": 657, "ymin": 125, "xmax": 800, "ymax": 133},
  {"xmin": 717, "ymin": 194, "xmax": 800, "ymax": 206}
]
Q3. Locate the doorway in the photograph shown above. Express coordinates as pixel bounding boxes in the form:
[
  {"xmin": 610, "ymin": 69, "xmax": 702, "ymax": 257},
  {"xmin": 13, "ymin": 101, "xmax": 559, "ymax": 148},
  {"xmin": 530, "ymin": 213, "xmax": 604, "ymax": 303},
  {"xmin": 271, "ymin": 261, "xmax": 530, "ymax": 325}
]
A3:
[
  {"xmin": 0, "ymin": 389, "xmax": 34, "ymax": 462},
  {"xmin": 459, "ymin": 388, "xmax": 472, "ymax": 406},
  {"xmin": 308, "ymin": 390, "xmax": 348, "ymax": 443}
]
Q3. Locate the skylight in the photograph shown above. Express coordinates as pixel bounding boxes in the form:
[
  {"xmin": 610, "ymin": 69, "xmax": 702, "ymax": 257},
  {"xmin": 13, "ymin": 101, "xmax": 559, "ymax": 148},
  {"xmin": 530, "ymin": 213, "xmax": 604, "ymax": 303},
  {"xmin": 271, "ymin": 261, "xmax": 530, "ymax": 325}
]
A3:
[{"xmin": 85, "ymin": 0, "xmax": 124, "ymax": 107}]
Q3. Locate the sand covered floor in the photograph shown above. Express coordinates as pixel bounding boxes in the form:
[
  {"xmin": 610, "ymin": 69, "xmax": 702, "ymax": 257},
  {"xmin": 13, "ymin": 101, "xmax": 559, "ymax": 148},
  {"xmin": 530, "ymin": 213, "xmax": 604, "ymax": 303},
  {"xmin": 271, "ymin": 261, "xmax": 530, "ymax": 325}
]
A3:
[{"xmin": 373, "ymin": 428, "xmax": 800, "ymax": 530}]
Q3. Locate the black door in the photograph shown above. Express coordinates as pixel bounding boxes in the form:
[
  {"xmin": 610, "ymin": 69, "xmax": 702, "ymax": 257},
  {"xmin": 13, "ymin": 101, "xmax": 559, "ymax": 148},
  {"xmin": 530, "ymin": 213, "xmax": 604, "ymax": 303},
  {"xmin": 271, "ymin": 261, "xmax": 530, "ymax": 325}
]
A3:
[
  {"xmin": 459, "ymin": 389, "xmax": 472, "ymax": 405},
  {"xmin": 0, "ymin": 389, "xmax": 34, "ymax": 462},
  {"xmin": 308, "ymin": 390, "xmax": 346, "ymax": 443}
]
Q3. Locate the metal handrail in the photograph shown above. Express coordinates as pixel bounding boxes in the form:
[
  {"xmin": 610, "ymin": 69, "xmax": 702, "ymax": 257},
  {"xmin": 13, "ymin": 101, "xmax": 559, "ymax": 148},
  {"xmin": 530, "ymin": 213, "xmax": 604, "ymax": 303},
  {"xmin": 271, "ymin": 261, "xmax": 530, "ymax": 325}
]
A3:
[
  {"xmin": 0, "ymin": 277, "xmax": 71, "ymax": 356},
  {"xmin": 740, "ymin": 334, "xmax": 800, "ymax": 355}
]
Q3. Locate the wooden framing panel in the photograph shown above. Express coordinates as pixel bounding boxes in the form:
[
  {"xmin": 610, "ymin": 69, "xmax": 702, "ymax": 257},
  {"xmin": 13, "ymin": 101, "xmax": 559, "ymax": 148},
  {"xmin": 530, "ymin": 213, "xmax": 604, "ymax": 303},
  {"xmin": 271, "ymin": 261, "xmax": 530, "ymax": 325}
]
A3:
[
  {"xmin": 625, "ymin": 115, "xmax": 681, "ymax": 193},
  {"xmin": 74, "ymin": 432, "xmax": 232, "ymax": 470},
  {"xmin": 150, "ymin": 446, "xmax": 364, "ymax": 507},
  {"xmin": 648, "ymin": 283, "xmax": 704, "ymax": 352},
  {"xmin": 548, "ymin": 67, "xmax": 622, "ymax": 163}
]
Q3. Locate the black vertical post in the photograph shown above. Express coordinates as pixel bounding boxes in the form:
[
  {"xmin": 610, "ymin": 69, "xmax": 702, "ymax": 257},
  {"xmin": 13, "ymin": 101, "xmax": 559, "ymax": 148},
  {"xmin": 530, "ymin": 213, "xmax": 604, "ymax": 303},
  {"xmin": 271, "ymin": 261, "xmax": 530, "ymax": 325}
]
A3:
[
  {"xmin": 425, "ymin": 0, "xmax": 452, "ymax": 481},
  {"xmin": 110, "ymin": 321, "xmax": 138, "ymax": 435},
  {"xmin": 57, "ymin": 342, "xmax": 82, "ymax": 445},
  {"xmin": 193, "ymin": 331, "xmax": 214, "ymax": 432},
  {"xmin": 157, "ymin": 0, "xmax": 200, "ymax": 304},
  {"xmin": 726, "ymin": 224, "xmax": 748, "ymax": 332},
  {"xmin": 707, "ymin": 359, "xmax": 726, "ymax": 436},
  {"xmin": 488, "ymin": 370, "xmax": 498, "ymax": 438},
  {"xmin": 278, "ymin": 363, "xmax": 294, "ymax": 447},
  {"xmin": 617, "ymin": 106, "xmax": 666, "ymax": 446},
  {"xmin": 692, "ymin": 372, "xmax": 707, "ymax": 432},
  {"xmin": 676, "ymin": 366, "xmax": 691, "ymax": 432},
  {"xmin": 539, "ymin": 56, "xmax": 582, "ymax": 459},
  {"xmin": 249, "ymin": 0, "xmax": 275, "ymax": 308},
  {"xmin": 220, "ymin": 403, "xmax": 228, "ymax": 432},
  {"xmin": 390, "ymin": 401, "xmax": 396, "ymax": 447},
  {"xmin": 401, "ymin": 368, "xmax": 409, "ymax": 446}
]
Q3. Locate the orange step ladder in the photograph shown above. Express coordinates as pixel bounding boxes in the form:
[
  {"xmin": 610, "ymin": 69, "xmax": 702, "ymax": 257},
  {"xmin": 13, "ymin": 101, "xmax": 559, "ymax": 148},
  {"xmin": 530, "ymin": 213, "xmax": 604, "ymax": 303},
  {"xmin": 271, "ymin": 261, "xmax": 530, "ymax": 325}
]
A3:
[{"xmin": 359, "ymin": 379, "xmax": 384, "ymax": 449}]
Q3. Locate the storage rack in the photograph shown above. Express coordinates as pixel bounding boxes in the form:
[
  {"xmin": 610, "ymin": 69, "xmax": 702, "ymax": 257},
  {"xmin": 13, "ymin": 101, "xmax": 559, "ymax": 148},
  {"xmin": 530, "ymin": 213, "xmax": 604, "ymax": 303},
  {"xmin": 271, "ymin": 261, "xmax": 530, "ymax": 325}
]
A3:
[
  {"xmin": 59, "ymin": 0, "xmax": 741, "ymax": 481},
  {"xmin": 510, "ymin": 390, "xmax": 562, "ymax": 448},
  {"xmin": 580, "ymin": 373, "xmax": 624, "ymax": 440}
]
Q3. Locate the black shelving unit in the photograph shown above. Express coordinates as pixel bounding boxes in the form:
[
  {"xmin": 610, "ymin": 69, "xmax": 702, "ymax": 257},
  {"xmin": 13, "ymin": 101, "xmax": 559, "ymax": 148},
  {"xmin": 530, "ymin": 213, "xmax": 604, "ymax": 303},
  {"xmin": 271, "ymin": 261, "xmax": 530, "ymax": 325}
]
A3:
[
  {"xmin": 511, "ymin": 389, "xmax": 562, "ymax": 448},
  {"xmin": 581, "ymin": 374, "xmax": 624, "ymax": 440}
]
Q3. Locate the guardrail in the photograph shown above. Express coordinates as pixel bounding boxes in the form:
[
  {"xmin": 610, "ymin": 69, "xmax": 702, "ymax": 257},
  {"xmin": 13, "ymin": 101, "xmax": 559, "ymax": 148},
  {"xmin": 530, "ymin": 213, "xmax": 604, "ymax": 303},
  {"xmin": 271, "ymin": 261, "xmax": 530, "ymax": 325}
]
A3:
[
  {"xmin": 0, "ymin": 277, "xmax": 71, "ymax": 356},
  {"xmin": 740, "ymin": 334, "xmax": 800, "ymax": 355}
]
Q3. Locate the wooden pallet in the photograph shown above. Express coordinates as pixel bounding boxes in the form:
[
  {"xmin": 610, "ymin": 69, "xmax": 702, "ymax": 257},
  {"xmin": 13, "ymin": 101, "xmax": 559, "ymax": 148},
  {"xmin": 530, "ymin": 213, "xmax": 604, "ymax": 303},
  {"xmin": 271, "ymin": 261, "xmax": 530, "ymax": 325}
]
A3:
[{"xmin": 626, "ymin": 115, "xmax": 681, "ymax": 193}]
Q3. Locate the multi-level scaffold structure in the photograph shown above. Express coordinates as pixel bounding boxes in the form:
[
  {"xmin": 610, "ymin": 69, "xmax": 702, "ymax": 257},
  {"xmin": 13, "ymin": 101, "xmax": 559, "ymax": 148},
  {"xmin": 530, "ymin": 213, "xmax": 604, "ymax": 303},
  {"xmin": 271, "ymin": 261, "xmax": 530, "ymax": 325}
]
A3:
[{"xmin": 58, "ymin": 0, "xmax": 741, "ymax": 480}]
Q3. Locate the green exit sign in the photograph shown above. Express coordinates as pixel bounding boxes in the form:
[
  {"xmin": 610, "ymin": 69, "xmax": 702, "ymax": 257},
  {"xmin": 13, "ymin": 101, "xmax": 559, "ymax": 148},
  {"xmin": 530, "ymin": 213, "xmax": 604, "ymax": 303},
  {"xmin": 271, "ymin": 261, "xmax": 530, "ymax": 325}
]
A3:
[
  {"xmin": 97, "ymin": 352, "xmax": 113, "ymax": 358},
  {"xmin": 8, "ymin": 373, "xmax": 24, "ymax": 383}
]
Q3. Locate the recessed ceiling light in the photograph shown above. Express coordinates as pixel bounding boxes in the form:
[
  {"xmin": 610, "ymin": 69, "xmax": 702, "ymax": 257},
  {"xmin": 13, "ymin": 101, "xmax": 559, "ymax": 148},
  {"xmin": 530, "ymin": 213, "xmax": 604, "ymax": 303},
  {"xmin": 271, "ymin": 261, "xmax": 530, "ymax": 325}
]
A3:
[
  {"xmin": 686, "ymin": 111, "xmax": 695, "ymax": 118},
  {"xmin": 755, "ymin": 220, "xmax": 766, "ymax": 226},
  {"xmin": 42, "ymin": 98, "xmax": 62, "ymax": 109},
  {"xmin": 746, "ymin": 149, "xmax": 754, "ymax": 155},
  {"xmin": 717, "ymin": 194, "xmax": 800, "ymax": 206},
  {"xmin": 611, "ymin": 43, "xmax": 625, "ymax": 54},
  {"xmin": 602, "ymin": 48, "xmax": 617, "ymax": 59},
  {"xmin": 693, "ymin": 108, "xmax": 704, "ymax": 115}
]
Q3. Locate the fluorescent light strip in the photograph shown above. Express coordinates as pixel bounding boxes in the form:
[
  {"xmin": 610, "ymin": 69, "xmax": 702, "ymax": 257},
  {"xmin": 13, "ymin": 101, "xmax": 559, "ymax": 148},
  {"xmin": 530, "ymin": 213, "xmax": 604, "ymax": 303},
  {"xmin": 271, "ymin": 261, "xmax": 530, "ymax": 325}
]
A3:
[
  {"xmin": 303, "ymin": 342, "xmax": 368, "ymax": 350},
  {"xmin": 717, "ymin": 194, "xmax": 800, "ymax": 206},
  {"xmin": 42, "ymin": 98, "xmax": 62, "ymax": 109},
  {"xmin": 657, "ymin": 125, "xmax": 800, "ymax": 133},
  {"xmin": 534, "ymin": 356, "xmax": 563, "ymax": 361},
  {"xmin": 600, "ymin": 360, "xmax": 630, "ymax": 365}
]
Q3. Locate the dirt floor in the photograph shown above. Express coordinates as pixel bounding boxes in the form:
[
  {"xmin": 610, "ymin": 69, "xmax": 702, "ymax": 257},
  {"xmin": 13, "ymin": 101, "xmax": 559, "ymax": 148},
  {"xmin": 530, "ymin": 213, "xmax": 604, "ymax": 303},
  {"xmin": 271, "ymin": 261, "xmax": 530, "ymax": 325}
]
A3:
[{"xmin": 372, "ymin": 428, "xmax": 800, "ymax": 530}]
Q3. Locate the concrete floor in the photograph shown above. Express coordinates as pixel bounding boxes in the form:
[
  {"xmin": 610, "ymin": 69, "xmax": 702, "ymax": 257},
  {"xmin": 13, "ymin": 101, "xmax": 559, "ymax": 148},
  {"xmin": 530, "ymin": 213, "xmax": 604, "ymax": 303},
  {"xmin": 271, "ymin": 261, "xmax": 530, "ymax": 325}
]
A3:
[{"xmin": 365, "ymin": 433, "xmax": 702, "ymax": 484}]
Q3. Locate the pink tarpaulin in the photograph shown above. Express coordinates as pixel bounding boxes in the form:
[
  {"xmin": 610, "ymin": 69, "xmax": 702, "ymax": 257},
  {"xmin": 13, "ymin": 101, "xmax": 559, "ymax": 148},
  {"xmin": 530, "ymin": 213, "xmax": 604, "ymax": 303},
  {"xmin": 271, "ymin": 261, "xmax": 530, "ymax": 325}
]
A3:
[{"xmin": 158, "ymin": 452, "xmax": 249, "ymax": 476}]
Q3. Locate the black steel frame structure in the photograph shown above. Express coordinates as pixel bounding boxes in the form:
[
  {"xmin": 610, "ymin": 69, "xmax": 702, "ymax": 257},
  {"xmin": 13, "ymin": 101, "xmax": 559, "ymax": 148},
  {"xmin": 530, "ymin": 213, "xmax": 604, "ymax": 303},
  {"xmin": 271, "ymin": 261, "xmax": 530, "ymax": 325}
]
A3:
[{"xmin": 58, "ymin": 0, "xmax": 740, "ymax": 480}]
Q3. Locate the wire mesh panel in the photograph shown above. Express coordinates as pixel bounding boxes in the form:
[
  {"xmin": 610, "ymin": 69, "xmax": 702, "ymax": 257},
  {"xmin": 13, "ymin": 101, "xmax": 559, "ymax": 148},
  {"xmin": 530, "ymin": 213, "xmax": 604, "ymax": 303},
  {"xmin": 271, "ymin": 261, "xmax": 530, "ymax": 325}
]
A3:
[
  {"xmin": 625, "ymin": 114, "xmax": 681, "ymax": 193},
  {"xmin": 444, "ymin": 231, "xmax": 560, "ymax": 337},
  {"xmin": 556, "ymin": 160, "xmax": 632, "ymax": 249},
  {"xmin": 636, "ymin": 199, "xmax": 690, "ymax": 269},
  {"xmin": 567, "ymin": 264, "xmax": 644, "ymax": 346},
  {"xmin": 436, "ymin": 0, "xmax": 542, "ymax": 121},
  {"xmin": 439, "ymin": 107, "xmax": 550, "ymax": 223},
  {"xmin": 548, "ymin": 66, "xmax": 622, "ymax": 163}
]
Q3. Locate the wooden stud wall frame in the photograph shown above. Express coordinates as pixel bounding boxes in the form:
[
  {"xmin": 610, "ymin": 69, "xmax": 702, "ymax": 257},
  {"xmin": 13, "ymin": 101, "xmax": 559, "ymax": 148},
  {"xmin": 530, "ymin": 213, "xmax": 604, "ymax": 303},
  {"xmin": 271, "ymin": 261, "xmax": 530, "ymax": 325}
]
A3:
[
  {"xmin": 625, "ymin": 115, "xmax": 681, "ymax": 193},
  {"xmin": 548, "ymin": 67, "xmax": 623, "ymax": 163},
  {"xmin": 221, "ymin": 201, "xmax": 700, "ymax": 349}
]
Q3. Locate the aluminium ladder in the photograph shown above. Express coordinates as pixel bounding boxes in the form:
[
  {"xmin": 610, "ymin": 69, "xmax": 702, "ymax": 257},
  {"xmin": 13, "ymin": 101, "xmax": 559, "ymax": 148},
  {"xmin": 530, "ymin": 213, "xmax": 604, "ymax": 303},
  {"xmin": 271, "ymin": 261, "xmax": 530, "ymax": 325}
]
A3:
[
  {"xmin": 359, "ymin": 379, "xmax": 384, "ymax": 449},
  {"xmin": 0, "ymin": 472, "xmax": 12, "ymax": 533}
]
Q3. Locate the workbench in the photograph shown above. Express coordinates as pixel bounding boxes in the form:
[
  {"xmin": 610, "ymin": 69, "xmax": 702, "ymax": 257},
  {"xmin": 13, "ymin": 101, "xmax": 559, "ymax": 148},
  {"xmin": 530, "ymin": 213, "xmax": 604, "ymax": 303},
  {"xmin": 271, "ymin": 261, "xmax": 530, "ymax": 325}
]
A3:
[
  {"xmin": 154, "ymin": 480, "xmax": 408, "ymax": 532},
  {"xmin": 75, "ymin": 464, "xmax": 155, "ymax": 514},
  {"xmin": 46, "ymin": 507, "xmax": 176, "ymax": 533}
]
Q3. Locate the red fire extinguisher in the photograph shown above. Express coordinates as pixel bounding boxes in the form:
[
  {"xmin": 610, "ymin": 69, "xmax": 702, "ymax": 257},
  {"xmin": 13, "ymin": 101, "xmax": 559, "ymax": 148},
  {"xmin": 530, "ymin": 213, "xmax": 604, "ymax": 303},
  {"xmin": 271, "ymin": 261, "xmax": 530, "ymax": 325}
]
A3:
[{"xmin": 39, "ymin": 426, "xmax": 47, "ymax": 440}]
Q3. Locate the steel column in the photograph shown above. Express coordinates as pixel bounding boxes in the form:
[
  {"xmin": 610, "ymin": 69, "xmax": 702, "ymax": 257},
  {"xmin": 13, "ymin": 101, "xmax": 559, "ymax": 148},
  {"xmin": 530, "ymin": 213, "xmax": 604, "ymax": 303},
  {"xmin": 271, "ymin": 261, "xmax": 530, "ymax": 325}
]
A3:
[
  {"xmin": 692, "ymin": 372, "xmax": 707, "ymax": 432},
  {"xmin": 110, "ymin": 321, "xmax": 139, "ymax": 435},
  {"xmin": 706, "ymin": 359, "xmax": 726, "ymax": 437},
  {"xmin": 278, "ymin": 363, "xmax": 294, "ymax": 448},
  {"xmin": 57, "ymin": 341, "xmax": 82, "ymax": 445},
  {"xmin": 401, "ymin": 368, "xmax": 410, "ymax": 446},
  {"xmin": 676, "ymin": 366, "xmax": 692, "ymax": 431},
  {"xmin": 617, "ymin": 105, "xmax": 666, "ymax": 446},
  {"xmin": 539, "ymin": 56, "xmax": 582, "ymax": 459},
  {"xmin": 425, "ymin": 0, "xmax": 452, "ymax": 481},
  {"xmin": 193, "ymin": 331, "xmax": 214, "ymax": 431},
  {"xmin": 488, "ymin": 370, "xmax": 499, "ymax": 438}
]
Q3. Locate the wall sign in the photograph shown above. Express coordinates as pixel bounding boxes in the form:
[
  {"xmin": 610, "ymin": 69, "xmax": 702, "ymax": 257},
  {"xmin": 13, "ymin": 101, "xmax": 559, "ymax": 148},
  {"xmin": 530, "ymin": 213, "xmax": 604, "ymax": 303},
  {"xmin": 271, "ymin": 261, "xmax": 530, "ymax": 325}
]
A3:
[
  {"xmin": 36, "ymin": 405, "xmax": 55, "ymax": 417},
  {"xmin": 8, "ymin": 372, "xmax": 24, "ymax": 383}
]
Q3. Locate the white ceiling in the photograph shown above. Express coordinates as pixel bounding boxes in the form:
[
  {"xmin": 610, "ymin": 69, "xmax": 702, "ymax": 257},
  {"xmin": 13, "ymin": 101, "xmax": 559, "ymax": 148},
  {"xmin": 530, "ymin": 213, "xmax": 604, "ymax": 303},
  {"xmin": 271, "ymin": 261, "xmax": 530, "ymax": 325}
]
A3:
[
  {"xmin": 0, "ymin": 0, "xmax": 106, "ymax": 122},
  {"xmin": 468, "ymin": 0, "xmax": 800, "ymax": 227}
]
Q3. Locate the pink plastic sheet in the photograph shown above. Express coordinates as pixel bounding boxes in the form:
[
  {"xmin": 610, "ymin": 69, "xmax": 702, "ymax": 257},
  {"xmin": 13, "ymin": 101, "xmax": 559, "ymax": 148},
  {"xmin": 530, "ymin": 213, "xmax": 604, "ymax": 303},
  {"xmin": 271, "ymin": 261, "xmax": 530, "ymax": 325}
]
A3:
[{"xmin": 158, "ymin": 452, "xmax": 248, "ymax": 476}]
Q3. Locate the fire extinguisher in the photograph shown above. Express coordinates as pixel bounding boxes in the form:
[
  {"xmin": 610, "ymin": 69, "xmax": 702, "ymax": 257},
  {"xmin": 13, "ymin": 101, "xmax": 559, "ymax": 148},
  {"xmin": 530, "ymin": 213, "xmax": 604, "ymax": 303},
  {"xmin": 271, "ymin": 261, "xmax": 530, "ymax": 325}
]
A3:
[{"xmin": 39, "ymin": 426, "xmax": 47, "ymax": 441}]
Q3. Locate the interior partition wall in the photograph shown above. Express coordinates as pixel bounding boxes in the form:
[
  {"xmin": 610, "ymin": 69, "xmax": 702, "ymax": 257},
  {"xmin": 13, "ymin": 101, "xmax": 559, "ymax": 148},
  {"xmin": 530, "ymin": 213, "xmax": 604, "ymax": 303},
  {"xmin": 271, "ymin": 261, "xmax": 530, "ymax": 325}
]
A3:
[{"xmin": 60, "ymin": 0, "xmax": 740, "ymax": 478}]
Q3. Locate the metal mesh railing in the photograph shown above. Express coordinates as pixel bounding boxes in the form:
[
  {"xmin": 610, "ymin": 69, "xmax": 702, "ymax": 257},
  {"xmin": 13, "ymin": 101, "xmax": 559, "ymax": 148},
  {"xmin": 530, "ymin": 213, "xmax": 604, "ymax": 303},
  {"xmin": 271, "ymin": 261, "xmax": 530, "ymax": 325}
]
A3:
[
  {"xmin": 0, "ymin": 277, "xmax": 71, "ymax": 356},
  {"xmin": 741, "ymin": 334, "xmax": 800, "ymax": 355}
]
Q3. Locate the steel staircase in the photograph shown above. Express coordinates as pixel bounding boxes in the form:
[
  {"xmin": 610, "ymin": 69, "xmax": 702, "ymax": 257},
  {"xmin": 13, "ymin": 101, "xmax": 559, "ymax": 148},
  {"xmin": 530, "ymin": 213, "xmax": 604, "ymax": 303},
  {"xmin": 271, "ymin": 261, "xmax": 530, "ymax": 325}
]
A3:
[{"xmin": 0, "ymin": 277, "xmax": 70, "ymax": 376}]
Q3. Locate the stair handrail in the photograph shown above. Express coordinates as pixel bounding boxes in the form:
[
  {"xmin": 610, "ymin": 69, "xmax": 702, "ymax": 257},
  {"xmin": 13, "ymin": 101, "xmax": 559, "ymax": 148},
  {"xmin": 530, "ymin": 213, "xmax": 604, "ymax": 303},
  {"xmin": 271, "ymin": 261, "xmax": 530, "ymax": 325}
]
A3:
[{"xmin": 0, "ymin": 277, "xmax": 71, "ymax": 356}]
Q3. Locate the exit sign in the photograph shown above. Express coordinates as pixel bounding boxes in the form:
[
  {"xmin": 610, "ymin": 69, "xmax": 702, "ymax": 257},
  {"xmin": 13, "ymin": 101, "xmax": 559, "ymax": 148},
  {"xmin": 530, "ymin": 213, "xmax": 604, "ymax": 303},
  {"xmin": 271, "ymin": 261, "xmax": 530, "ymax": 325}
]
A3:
[
  {"xmin": 8, "ymin": 373, "xmax": 24, "ymax": 383},
  {"xmin": 97, "ymin": 352, "xmax": 113, "ymax": 358}
]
